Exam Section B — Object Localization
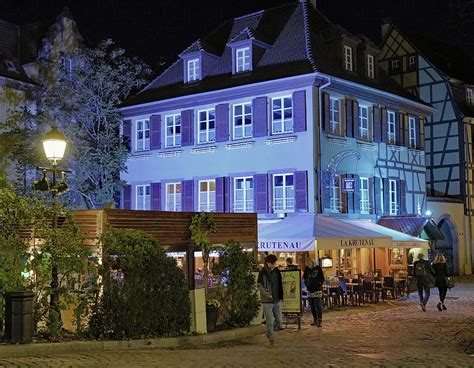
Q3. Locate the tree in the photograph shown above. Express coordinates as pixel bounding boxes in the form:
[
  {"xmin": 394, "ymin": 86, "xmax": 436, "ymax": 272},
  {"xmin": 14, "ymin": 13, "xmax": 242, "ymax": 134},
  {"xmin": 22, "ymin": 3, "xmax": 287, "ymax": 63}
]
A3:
[{"xmin": 40, "ymin": 39, "xmax": 151, "ymax": 209}]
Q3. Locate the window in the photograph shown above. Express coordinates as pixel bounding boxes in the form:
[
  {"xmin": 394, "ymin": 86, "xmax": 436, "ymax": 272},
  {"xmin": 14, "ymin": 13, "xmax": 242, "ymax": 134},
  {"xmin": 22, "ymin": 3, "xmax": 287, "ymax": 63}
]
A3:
[
  {"xmin": 5, "ymin": 60, "xmax": 17, "ymax": 73},
  {"xmin": 136, "ymin": 185, "xmax": 150, "ymax": 210},
  {"xmin": 389, "ymin": 179, "xmax": 397, "ymax": 215},
  {"xmin": 387, "ymin": 111, "xmax": 396, "ymax": 144},
  {"xmin": 166, "ymin": 182, "xmax": 182, "ymax": 211},
  {"xmin": 135, "ymin": 119, "xmax": 150, "ymax": 151},
  {"xmin": 234, "ymin": 177, "xmax": 254, "ymax": 212},
  {"xmin": 271, "ymin": 97, "xmax": 293, "ymax": 134},
  {"xmin": 235, "ymin": 47, "xmax": 251, "ymax": 73},
  {"xmin": 329, "ymin": 97, "xmax": 341, "ymax": 134},
  {"xmin": 367, "ymin": 54, "xmax": 375, "ymax": 78},
  {"xmin": 391, "ymin": 58, "xmax": 400, "ymax": 73},
  {"xmin": 198, "ymin": 109, "xmax": 216, "ymax": 144},
  {"xmin": 187, "ymin": 58, "xmax": 200, "ymax": 82},
  {"xmin": 408, "ymin": 116, "xmax": 416, "ymax": 148},
  {"xmin": 199, "ymin": 180, "xmax": 216, "ymax": 212},
  {"xmin": 165, "ymin": 114, "xmax": 181, "ymax": 147},
  {"xmin": 329, "ymin": 176, "xmax": 340, "ymax": 213},
  {"xmin": 360, "ymin": 177, "xmax": 369, "ymax": 214},
  {"xmin": 233, "ymin": 103, "xmax": 252, "ymax": 139},
  {"xmin": 359, "ymin": 105, "xmax": 369, "ymax": 140},
  {"xmin": 408, "ymin": 55, "xmax": 416, "ymax": 68},
  {"xmin": 344, "ymin": 46, "xmax": 353, "ymax": 71},
  {"xmin": 467, "ymin": 88, "xmax": 473, "ymax": 106},
  {"xmin": 273, "ymin": 174, "xmax": 294, "ymax": 212}
]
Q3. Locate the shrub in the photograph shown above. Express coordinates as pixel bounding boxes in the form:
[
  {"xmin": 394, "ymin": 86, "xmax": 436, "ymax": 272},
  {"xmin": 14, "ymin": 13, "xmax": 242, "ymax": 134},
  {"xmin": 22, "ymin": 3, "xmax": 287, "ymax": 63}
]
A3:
[
  {"xmin": 89, "ymin": 228, "xmax": 190, "ymax": 339},
  {"xmin": 213, "ymin": 241, "xmax": 259, "ymax": 327}
]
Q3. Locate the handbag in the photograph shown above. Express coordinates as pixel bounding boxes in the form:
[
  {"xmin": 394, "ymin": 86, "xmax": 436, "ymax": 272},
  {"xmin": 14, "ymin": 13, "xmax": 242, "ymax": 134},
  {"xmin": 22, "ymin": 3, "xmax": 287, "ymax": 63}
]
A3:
[{"xmin": 446, "ymin": 277, "xmax": 455, "ymax": 289}]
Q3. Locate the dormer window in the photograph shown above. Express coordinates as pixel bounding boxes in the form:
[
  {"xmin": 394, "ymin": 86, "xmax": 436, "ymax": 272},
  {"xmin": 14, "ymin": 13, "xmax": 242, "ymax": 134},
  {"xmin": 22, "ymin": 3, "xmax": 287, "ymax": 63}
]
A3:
[
  {"xmin": 408, "ymin": 55, "xmax": 416, "ymax": 68},
  {"xmin": 187, "ymin": 58, "xmax": 200, "ymax": 82},
  {"xmin": 344, "ymin": 46, "xmax": 353, "ymax": 71},
  {"xmin": 467, "ymin": 87, "xmax": 473, "ymax": 106},
  {"xmin": 390, "ymin": 58, "xmax": 401, "ymax": 74},
  {"xmin": 235, "ymin": 47, "xmax": 251, "ymax": 73},
  {"xmin": 367, "ymin": 54, "xmax": 375, "ymax": 79}
]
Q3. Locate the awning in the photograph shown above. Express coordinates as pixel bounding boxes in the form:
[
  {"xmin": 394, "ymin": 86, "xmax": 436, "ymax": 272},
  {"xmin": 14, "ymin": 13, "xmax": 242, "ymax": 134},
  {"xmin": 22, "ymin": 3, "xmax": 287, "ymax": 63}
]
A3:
[
  {"xmin": 258, "ymin": 214, "xmax": 430, "ymax": 252},
  {"xmin": 377, "ymin": 216, "xmax": 444, "ymax": 241}
]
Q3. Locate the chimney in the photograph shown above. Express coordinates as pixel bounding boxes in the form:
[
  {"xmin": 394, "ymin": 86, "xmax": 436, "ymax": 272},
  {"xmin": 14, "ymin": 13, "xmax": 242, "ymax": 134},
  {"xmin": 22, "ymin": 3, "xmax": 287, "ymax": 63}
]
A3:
[{"xmin": 381, "ymin": 18, "xmax": 392, "ymax": 39}]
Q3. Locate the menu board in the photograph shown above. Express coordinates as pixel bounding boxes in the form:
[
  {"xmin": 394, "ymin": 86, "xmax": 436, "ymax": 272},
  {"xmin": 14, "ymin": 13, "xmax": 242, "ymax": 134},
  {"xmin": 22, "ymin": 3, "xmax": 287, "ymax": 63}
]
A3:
[{"xmin": 281, "ymin": 269, "xmax": 302, "ymax": 315}]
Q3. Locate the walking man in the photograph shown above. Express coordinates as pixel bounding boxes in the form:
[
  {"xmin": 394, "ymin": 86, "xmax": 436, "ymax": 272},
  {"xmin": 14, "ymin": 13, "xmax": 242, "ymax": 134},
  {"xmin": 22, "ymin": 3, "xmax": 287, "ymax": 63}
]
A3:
[
  {"xmin": 413, "ymin": 253, "xmax": 435, "ymax": 311},
  {"xmin": 303, "ymin": 259, "xmax": 325, "ymax": 327},
  {"xmin": 257, "ymin": 254, "xmax": 283, "ymax": 346}
]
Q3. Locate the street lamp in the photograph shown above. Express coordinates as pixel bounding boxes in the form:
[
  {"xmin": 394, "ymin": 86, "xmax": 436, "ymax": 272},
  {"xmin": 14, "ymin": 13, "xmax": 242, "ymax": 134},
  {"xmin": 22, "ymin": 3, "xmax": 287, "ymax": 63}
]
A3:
[{"xmin": 34, "ymin": 125, "xmax": 70, "ymax": 313}]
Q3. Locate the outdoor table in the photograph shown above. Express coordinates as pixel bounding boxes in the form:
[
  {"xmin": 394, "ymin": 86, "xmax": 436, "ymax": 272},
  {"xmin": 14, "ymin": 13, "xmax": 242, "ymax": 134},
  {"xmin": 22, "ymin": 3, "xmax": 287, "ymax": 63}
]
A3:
[{"xmin": 345, "ymin": 282, "xmax": 360, "ymax": 305}]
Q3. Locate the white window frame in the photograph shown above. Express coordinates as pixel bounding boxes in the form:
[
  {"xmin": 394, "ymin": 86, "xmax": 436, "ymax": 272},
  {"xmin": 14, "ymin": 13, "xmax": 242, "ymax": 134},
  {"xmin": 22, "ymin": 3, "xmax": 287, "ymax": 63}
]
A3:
[
  {"xmin": 273, "ymin": 174, "xmax": 295, "ymax": 212},
  {"xmin": 232, "ymin": 103, "xmax": 252, "ymax": 139},
  {"xmin": 166, "ymin": 182, "xmax": 182, "ymax": 212},
  {"xmin": 408, "ymin": 116, "xmax": 416, "ymax": 148},
  {"xmin": 233, "ymin": 177, "xmax": 254, "ymax": 212},
  {"xmin": 387, "ymin": 111, "xmax": 396, "ymax": 144},
  {"xmin": 198, "ymin": 179, "xmax": 216, "ymax": 212},
  {"xmin": 367, "ymin": 54, "xmax": 375, "ymax": 78},
  {"xmin": 359, "ymin": 105, "xmax": 369, "ymax": 140},
  {"xmin": 187, "ymin": 58, "xmax": 200, "ymax": 82},
  {"xmin": 344, "ymin": 46, "xmax": 353, "ymax": 71},
  {"xmin": 467, "ymin": 88, "xmax": 473, "ymax": 106},
  {"xmin": 197, "ymin": 108, "xmax": 216, "ymax": 144},
  {"xmin": 235, "ymin": 47, "xmax": 251, "ymax": 73},
  {"xmin": 329, "ymin": 176, "xmax": 340, "ymax": 213},
  {"xmin": 135, "ymin": 119, "xmax": 150, "ymax": 151},
  {"xmin": 136, "ymin": 184, "xmax": 151, "ymax": 210},
  {"xmin": 391, "ymin": 59, "xmax": 400, "ymax": 72},
  {"xmin": 165, "ymin": 114, "xmax": 181, "ymax": 148},
  {"xmin": 360, "ymin": 177, "xmax": 369, "ymax": 214},
  {"xmin": 271, "ymin": 96, "xmax": 293, "ymax": 134},
  {"xmin": 389, "ymin": 179, "xmax": 397, "ymax": 216},
  {"xmin": 408, "ymin": 55, "xmax": 416, "ymax": 68},
  {"xmin": 330, "ymin": 97, "xmax": 341, "ymax": 135}
]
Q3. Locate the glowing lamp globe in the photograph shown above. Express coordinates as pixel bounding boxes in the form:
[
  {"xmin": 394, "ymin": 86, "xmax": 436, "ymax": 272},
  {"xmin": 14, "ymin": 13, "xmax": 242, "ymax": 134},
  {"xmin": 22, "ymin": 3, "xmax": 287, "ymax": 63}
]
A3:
[{"xmin": 42, "ymin": 126, "xmax": 67, "ymax": 164}]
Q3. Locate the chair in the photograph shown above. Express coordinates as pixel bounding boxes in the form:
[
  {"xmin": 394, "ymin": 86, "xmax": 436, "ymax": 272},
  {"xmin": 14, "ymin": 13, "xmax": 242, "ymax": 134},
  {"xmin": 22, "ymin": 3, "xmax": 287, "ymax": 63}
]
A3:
[
  {"xmin": 338, "ymin": 278, "xmax": 349, "ymax": 306},
  {"xmin": 362, "ymin": 281, "xmax": 378, "ymax": 303},
  {"xmin": 382, "ymin": 276, "xmax": 397, "ymax": 300}
]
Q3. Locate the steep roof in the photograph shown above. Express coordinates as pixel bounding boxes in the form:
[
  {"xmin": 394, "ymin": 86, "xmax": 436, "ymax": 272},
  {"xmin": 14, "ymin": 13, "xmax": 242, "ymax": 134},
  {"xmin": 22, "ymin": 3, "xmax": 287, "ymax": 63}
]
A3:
[{"xmin": 123, "ymin": 1, "xmax": 424, "ymax": 108}]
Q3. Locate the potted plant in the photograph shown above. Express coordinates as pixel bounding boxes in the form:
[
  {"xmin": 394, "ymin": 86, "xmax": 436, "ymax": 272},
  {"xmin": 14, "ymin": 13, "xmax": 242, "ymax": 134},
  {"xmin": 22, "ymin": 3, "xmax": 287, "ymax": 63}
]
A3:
[{"xmin": 205, "ymin": 298, "xmax": 221, "ymax": 332}]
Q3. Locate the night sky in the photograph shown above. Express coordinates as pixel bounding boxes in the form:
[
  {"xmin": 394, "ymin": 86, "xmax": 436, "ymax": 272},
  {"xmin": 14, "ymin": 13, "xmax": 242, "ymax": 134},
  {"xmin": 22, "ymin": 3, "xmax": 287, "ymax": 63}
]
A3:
[{"xmin": 1, "ymin": 0, "xmax": 473, "ymax": 69}]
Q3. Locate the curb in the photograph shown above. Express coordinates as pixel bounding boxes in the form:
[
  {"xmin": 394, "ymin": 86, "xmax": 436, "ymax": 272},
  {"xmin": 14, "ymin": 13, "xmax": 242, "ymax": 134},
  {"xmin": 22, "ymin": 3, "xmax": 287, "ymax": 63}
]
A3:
[{"xmin": 0, "ymin": 325, "xmax": 265, "ymax": 359}]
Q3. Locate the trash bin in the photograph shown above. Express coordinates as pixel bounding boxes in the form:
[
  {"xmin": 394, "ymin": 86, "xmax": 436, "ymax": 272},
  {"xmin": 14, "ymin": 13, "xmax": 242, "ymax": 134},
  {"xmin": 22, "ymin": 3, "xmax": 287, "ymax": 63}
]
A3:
[{"xmin": 4, "ymin": 291, "xmax": 34, "ymax": 344}]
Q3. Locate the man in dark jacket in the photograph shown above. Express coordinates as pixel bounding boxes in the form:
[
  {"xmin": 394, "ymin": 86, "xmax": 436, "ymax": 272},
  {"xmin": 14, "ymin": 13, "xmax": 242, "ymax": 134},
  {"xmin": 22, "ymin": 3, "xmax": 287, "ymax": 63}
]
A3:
[
  {"xmin": 413, "ymin": 253, "xmax": 435, "ymax": 311},
  {"xmin": 303, "ymin": 259, "xmax": 325, "ymax": 327},
  {"xmin": 257, "ymin": 254, "xmax": 283, "ymax": 346}
]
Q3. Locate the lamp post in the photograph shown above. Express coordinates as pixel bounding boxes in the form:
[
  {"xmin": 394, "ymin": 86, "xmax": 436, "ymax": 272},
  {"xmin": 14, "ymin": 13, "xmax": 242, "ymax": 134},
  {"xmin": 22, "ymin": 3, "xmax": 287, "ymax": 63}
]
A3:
[{"xmin": 34, "ymin": 125, "xmax": 69, "ymax": 312}]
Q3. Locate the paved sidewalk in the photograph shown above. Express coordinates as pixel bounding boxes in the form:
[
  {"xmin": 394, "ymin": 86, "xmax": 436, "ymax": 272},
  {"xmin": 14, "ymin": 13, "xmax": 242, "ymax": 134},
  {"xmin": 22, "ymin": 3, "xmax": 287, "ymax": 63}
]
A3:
[{"xmin": 0, "ymin": 280, "xmax": 473, "ymax": 367}]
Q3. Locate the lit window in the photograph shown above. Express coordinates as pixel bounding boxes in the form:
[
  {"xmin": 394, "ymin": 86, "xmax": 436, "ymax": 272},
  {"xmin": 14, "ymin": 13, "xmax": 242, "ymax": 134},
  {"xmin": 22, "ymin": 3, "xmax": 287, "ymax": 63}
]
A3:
[
  {"xmin": 166, "ymin": 183, "xmax": 182, "ymax": 211},
  {"xmin": 233, "ymin": 103, "xmax": 252, "ymax": 139},
  {"xmin": 389, "ymin": 179, "xmax": 397, "ymax": 215},
  {"xmin": 235, "ymin": 47, "xmax": 251, "ymax": 73},
  {"xmin": 408, "ymin": 116, "xmax": 416, "ymax": 148},
  {"xmin": 187, "ymin": 58, "xmax": 200, "ymax": 82},
  {"xmin": 344, "ymin": 46, "xmax": 353, "ymax": 71},
  {"xmin": 273, "ymin": 174, "xmax": 294, "ymax": 212},
  {"xmin": 234, "ymin": 177, "xmax": 254, "ymax": 212},
  {"xmin": 198, "ymin": 109, "xmax": 216, "ymax": 144},
  {"xmin": 367, "ymin": 54, "xmax": 375, "ymax": 78},
  {"xmin": 165, "ymin": 114, "xmax": 181, "ymax": 147},
  {"xmin": 387, "ymin": 111, "xmax": 396, "ymax": 144},
  {"xmin": 360, "ymin": 177, "xmax": 369, "ymax": 214},
  {"xmin": 271, "ymin": 97, "xmax": 293, "ymax": 134},
  {"xmin": 135, "ymin": 119, "xmax": 150, "ymax": 151},
  {"xmin": 359, "ymin": 105, "xmax": 369, "ymax": 140},
  {"xmin": 199, "ymin": 180, "xmax": 216, "ymax": 212},
  {"xmin": 136, "ymin": 185, "xmax": 151, "ymax": 210},
  {"xmin": 467, "ymin": 88, "xmax": 473, "ymax": 106},
  {"xmin": 330, "ymin": 97, "xmax": 341, "ymax": 134},
  {"xmin": 329, "ymin": 176, "xmax": 340, "ymax": 213}
]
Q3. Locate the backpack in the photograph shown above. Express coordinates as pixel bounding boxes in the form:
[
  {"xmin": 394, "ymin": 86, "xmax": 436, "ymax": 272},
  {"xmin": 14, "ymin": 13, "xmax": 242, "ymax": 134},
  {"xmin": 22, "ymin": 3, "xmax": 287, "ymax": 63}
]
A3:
[
  {"xmin": 306, "ymin": 268, "xmax": 321, "ymax": 292},
  {"xmin": 415, "ymin": 261, "xmax": 427, "ymax": 277}
]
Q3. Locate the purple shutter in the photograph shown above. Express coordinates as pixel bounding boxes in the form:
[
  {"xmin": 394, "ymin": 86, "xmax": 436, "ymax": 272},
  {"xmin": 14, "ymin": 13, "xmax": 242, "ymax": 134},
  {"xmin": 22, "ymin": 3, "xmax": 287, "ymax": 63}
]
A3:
[
  {"xmin": 369, "ymin": 177, "xmax": 375, "ymax": 214},
  {"xmin": 353, "ymin": 101, "xmax": 360, "ymax": 140},
  {"xmin": 182, "ymin": 180, "xmax": 194, "ymax": 211},
  {"xmin": 252, "ymin": 97, "xmax": 268, "ymax": 137},
  {"xmin": 373, "ymin": 106, "xmax": 382, "ymax": 143},
  {"xmin": 345, "ymin": 99, "xmax": 354, "ymax": 138},
  {"xmin": 215, "ymin": 104, "xmax": 229, "ymax": 142},
  {"xmin": 181, "ymin": 110, "xmax": 194, "ymax": 146},
  {"xmin": 383, "ymin": 178, "xmax": 390, "ymax": 215},
  {"xmin": 294, "ymin": 170, "xmax": 308, "ymax": 212},
  {"xmin": 394, "ymin": 112, "xmax": 401, "ymax": 145},
  {"xmin": 123, "ymin": 185, "xmax": 131, "ymax": 209},
  {"xmin": 292, "ymin": 90, "xmax": 306, "ymax": 132},
  {"xmin": 417, "ymin": 117, "xmax": 425, "ymax": 150},
  {"xmin": 215, "ymin": 177, "xmax": 225, "ymax": 212},
  {"xmin": 151, "ymin": 182, "xmax": 161, "ymax": 210},
  {"xmin": 123, "ymin": 119, "xmax": 132, "ymax": 151},
  {"xmin": 323, "ymin": 93, "xmax": 330, "ymax": 132},
  {"xmin": 403, "ymin": 114, "xmax": 410, "ymax": 148},
  {"xmin": 150, "ymin": 114, "xmax": 161, "ymax": 150},
  {"xmin": 400, "ymin": 180, "xmax": 407, "ymax": 215},
  {"xmin": 254, "ymin": 174, "xmax": 269, "ymax": 213},
  {"xmin": 381, "ymin": 109, "xmax": 388, "ymax": 144},
  {"xmin": 224, "ymin": 177, "xmax": 231, "ymax": 212}
]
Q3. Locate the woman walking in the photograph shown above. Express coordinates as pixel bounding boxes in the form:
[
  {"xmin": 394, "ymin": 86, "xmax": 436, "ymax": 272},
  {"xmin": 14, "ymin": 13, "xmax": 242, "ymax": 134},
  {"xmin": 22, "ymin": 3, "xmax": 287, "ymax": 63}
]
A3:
[{"xmin": 432, "ymin": 252, "xmax": 450, "ymax": 311}]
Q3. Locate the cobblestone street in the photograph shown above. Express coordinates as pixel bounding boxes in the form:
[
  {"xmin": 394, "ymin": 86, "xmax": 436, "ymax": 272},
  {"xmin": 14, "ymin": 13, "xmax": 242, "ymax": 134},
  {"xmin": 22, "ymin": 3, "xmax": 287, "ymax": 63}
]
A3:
[{"xmin": 1, "ymin": 280, "xmax": 473, "ymax": 368}]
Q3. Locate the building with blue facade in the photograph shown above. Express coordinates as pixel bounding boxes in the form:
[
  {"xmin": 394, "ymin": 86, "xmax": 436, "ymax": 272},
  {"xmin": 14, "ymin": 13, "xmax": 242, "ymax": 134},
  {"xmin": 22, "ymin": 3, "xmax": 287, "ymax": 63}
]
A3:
[{"xmin": 119, "ymin": 1, "xmax": 434, "ymax": 276}]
